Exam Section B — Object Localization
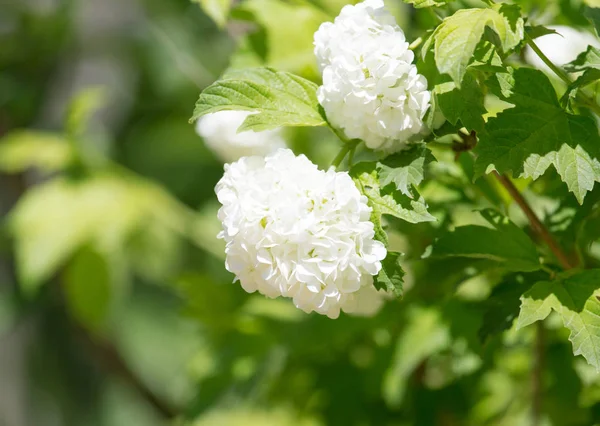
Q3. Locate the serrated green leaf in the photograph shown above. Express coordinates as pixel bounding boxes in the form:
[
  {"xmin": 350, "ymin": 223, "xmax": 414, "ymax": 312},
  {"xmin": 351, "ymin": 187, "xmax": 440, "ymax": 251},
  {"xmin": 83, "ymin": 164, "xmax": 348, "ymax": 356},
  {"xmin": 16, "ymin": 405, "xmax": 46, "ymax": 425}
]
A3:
[
  {"xmin": 351, "ymin": 162, "xmax": 436, "ymax": 224},
  {"xmin": 476, "ymin": 68, "xmax": 600, "ymax": 203},
  {"xmin": 523, "ymin": 145, "xmax": 600, "ymax": 205},
  {"xmin": 64, "ymin": 247, "xmax": 112, "ymax": 332},
  {"xmin": 0, "ymin": 131, "xmax": 72, "ymax": 173},
  {"xmin": 434, "ymin": 72, "xmax": 486, "ymax": 133},
  {"xmin": 430, "ymin": 209, "xmax": 541, "ymax": 272},
  {"xmin": 192, "ymin": 0, "xmax": 232, "ymax": 28},
  {"xmin": 517, "ymin": 270, "xmax": 600, "ymax": 370},
  {"xmin": 374, "ymin": 251, "xmax": 404, "ymax": 297},
  {"xmin": 376, "ymin": 145, "xmax": 436, "ymax": 196},
  {"xmin": 190, "ymin": 68, "xmax": 326, "ymax": 131},
  {"xmin": 426, "ymin": 5, "xmax": 524, "ymax": 85}
]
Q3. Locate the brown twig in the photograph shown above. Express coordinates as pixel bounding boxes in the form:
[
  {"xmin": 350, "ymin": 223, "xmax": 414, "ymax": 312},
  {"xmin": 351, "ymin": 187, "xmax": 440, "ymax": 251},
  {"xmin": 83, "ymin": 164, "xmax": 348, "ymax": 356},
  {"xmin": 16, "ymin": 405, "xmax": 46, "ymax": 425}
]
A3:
[{"xmin": 492, "ymin": 171, "xmax": 574, "ymax": 270}]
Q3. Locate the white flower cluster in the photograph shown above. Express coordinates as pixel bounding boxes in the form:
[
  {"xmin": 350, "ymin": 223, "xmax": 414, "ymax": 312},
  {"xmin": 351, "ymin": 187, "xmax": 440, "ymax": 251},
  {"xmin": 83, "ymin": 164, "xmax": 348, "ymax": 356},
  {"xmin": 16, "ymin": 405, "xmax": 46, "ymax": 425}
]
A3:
[
  {"xmin": 196, "ymin": 110, "xmax": 286, "ymax": 163},
  {"xmin": 314, "ymin": 0, "xmax": 430, "ymax": 153},
  {"xmin": 216, "ymin": 148, "xmax": 387, "ymax": 318},
  {"xmin": 525, "ymin": 25, "xmax": 600, "ymax": 73}
]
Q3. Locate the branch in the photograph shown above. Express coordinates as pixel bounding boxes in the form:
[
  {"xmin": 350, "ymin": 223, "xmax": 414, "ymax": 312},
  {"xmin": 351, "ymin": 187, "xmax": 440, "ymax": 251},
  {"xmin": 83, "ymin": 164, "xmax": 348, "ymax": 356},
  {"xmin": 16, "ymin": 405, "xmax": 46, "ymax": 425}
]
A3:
[
  {"xmin": 492, "ymin": 171, "xmax": 574, "ymax": 270},
  {"xmin": 532, "ymin": 321, "xmax": 545, "ymax": 426},
  {"xmin": 74, "ymin": 324, "xmax": 179, "ymax": 419}
]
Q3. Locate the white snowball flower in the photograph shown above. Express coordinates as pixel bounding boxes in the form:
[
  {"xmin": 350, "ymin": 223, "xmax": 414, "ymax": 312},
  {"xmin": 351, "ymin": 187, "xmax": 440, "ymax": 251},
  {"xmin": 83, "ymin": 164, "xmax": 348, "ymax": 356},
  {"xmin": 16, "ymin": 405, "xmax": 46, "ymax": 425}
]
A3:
[
  {"xmin": 196, "ymin": 110, "xmax": 286, "ymax": 163},
  {"xmin": 216, "ymin": 148, "xmax": 387, "ymax": 318},
  {"xmin": 314, "ymin": 0, "xmax": 430, "ymax": 153},
  {"xmin": 525, "ymin": 25, "xmax": 600, "ymax": 73}
]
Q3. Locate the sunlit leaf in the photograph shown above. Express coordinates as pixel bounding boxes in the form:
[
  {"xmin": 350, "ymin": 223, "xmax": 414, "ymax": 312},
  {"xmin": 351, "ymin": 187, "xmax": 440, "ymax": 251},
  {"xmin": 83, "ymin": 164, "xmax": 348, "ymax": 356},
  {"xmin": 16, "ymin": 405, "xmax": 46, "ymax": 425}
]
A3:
[
  {"xmin": 517, "ymin": 270, "xmax": 600, "ymax": 370},
  {"xmin": 190, "ymin": 68, "xmax": 326, "ymax": 131}
]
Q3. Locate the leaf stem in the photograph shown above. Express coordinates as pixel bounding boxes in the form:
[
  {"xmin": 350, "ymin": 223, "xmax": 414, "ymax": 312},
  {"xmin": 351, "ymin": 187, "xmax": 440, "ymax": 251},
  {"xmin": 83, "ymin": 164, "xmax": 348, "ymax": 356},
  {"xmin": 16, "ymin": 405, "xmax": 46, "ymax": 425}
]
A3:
[
  {"xmin": 331, "ymin": 144, "xmax": 353, "ymax": 169},
  {"xmin": 492, "ymin": 171, "xmax": 574, "ymax": 270},
  {"xmin": 525, "ymin": 33, "xmax": 600, "ymax": 116},
  {"xmin": 525, "ymin": 34, "xmax": 571, "ymax": 85}
]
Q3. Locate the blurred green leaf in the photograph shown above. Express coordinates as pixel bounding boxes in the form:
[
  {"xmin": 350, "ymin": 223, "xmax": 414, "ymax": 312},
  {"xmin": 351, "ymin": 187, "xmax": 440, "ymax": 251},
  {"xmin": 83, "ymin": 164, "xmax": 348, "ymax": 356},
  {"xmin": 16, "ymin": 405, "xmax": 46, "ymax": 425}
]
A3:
[
  {"xmin": 63, "ymin": 247, "xmax": 111, "ymax": 332},
  {"xmin": 231, "ymin": 0, "xmax": 326, "ymax": 77},
  {"xmin": 518, "ymin": 269, "xmax": 600, "ymax": 370},
  {"xmin": 10, "ymin": 174, "xmax": 184, "ymax": 295},
  {"xmin": 430, "ymin": 209, "xmax": 541, "ymax": 272},
  {"xmin": 0, "ymin": 131, "xmax": 72, "ymax": 173},
  {"xmin": 66, "ymin": 87, "xmax": 106, "ymax": 140},
  {"xmin": 190, "ymin": 68, "xmax": 326, "ymax": 131},
  {"xmin": 192, "ymin": 0, "xmax": 232, "ymax": 28},
  {"xmin": 585, "ymin": 6, "xmax": 600, "ymax": 35},
  {"xmin": 384, "ymin": 305, "xmax": 450, "ymax": 406},
  {"xmin": 403, "ymin": 0, "xmax": 451, "ymax": 8}
]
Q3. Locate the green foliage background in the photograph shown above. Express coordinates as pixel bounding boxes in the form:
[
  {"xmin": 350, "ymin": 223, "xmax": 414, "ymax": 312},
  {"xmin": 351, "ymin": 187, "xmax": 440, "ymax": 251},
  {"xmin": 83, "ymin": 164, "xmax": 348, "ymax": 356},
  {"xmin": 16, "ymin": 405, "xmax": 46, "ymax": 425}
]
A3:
[{"xmin": 3, "ymin": 0, "xmax": 600, "ymax": 425}]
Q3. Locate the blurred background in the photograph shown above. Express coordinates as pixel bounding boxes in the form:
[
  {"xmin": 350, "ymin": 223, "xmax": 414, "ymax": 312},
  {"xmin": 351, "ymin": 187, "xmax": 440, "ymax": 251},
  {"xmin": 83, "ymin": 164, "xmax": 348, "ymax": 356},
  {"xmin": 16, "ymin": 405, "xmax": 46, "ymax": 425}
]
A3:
[{"xmin": 2, "ymin": 0, "xmax": 600, "ymax": 425}]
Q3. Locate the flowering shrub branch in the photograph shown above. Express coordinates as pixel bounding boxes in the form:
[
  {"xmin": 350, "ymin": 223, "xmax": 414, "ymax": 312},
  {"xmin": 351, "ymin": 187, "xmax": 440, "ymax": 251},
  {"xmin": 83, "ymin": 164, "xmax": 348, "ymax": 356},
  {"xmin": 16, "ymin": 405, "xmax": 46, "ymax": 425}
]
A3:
[{"xmin": 191, "ymin": 0, "xmax": 600, "ymax": 391}]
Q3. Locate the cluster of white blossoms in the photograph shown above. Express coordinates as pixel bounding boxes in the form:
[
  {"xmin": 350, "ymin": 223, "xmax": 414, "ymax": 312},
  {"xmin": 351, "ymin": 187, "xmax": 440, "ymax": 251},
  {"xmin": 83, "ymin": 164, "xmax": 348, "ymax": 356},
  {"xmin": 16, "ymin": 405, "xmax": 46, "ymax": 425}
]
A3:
[
  {"xmin": 196, "ymin": 110, "xmax": 286, "ymax": 163},
  {"xmin": 314, "ymin": 0, "xmax": 430, "ymax": 153},
  {"xmin": 215, "ymin": 148, "xmax": 387, "ymax": 318}
]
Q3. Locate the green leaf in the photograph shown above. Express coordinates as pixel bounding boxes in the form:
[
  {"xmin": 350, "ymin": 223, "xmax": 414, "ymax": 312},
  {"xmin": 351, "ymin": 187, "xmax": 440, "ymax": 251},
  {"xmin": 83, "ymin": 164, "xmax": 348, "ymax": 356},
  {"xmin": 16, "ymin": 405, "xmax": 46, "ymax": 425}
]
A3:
[
  {"xmin": 434, "ymin": 72, "xmax": 486, "ymax": 133},
  {"xmin": 525, "ymin": 25, "xmax": 559, "ymax": 39},
  {"xmin": 402, "ymin": 0, "xmax": 450, "ymax": 8},
  {"xmin": 425, "ymin": 5, "xmax": 524, "ymax": 85},
  {"xmin": 517, "ymin": 270, "xmax": 600, "ymax": 370},
  {"xmin": 190, "ymin": 68, "xmax": 326, "ymax": 131},
  {"xmin": 585, "ymin": 6, "xmax": 600, "ymax": 36},
  {"xmin": 64, "ymin": 248, "xmax": 112, "ymax": 332},
  {"xmin": 350, "ymin": 162, "xmax": 436, "ymax": 225},
  {"xmin": 384, "ymin": 306, "xmax": 451, "ymax": 406},
  {"xmin": 523, "ymin": 145, "xmax": 600, "ymax": 205},
  {"xmin": 374, "ymin": 251, "xmax": 404, "ymax": 297},
  {"xmin": 0, "ymin": 131, "xmax": 72, "ymax": 173},
  {"xmin": 229, "ymin": 0, "xmax": 326, "ymax": 77},
  {"xmin": 9, "ymin": 175, "xmax": 183, "ymax": 295},
  {"xmin": 562, "ymin": 46, "xmax": 600, "ymax": 107},
  {"xmin": 376, "ymin": 145, "xmax": 436, "ymax": 197},
  {"xmin": 192, "ymin": 0, "xmax": 232, "ymax": 28},
  {"xmin": 430, "ymin": 209, "xmax": 541, "ymax": 272},
  {"xmin": 564, "ymin": 45, "xmax": 600, "ymax": 72},
  {"xmin": 476, "ymin": 68, "xmax": 600, "ymax": 203},
  {"xmin": 479, "ymin": 276, "xmax": 533, "ymax": 342},
  {"xmin": 66, "ymin": 87, "xmax": 106, "ymax": 140}
]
